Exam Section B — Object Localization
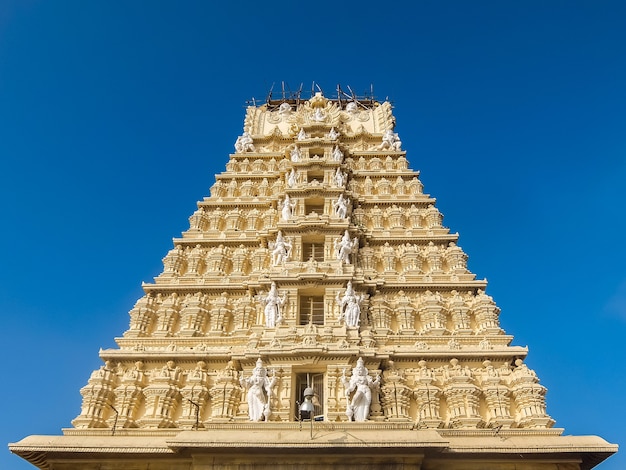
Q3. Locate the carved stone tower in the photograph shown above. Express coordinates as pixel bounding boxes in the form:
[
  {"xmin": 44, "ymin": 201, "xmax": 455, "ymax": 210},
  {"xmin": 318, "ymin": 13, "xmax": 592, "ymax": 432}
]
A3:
[{"xmin": 10, "ymin": 90, "xmax": 617, "ymax": 469}]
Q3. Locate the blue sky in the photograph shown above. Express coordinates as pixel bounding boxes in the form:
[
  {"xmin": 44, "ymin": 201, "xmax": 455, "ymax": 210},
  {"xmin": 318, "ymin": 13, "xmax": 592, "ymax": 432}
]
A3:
[{"xmin": 1, "ymin": 1, "xmax": 624, "ymax": 469}]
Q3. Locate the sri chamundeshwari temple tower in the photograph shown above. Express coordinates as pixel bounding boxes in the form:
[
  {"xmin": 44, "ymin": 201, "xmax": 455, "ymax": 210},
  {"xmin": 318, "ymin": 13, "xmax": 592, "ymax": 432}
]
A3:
[{"xmin": 11, "ymin": 89, "xmax": 617, "ymax": 469}]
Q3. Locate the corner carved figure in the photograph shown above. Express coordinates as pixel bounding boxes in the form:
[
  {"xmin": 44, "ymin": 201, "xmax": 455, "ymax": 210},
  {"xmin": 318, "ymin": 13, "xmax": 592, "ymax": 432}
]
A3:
[
  {"xmin": 341, "ymin": 358, "xmax": 380, "ymax": 421},
  {"xmin": 378, "ymin": 129, "xmax": 401, "ymax": 151},
  {"xmin": 234, "ymin": 131, "xmax": 255, "ymax": 153},
  {"xmin": 269, "ymin": 231, "xmax": 293, "ymax": 266},
  {"xmin": 280, "ymin": 194, "xmax": 297, "ymax": 221},
  {"xmin": 239, "ymin": 358, "xmax": 276, "ymax": 422},
  {"xmin": 334, "ymin": 230, "xmax": 358, "ymax": 264}
]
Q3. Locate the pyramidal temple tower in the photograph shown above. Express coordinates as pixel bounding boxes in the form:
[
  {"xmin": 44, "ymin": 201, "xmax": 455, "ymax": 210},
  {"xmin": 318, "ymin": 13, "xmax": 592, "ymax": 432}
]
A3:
[{"xmin": 11, "ymin": 90, "xmax": 616, "ymax": 469}]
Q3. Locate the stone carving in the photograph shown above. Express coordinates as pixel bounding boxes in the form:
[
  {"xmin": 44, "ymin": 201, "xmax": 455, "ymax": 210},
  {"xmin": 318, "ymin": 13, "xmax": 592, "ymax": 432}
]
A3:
[
  {"xmin": 286, "ymin": 168, "xmax": 297, "ymax": 188},
  {"xmin": 234, "ymin": 131, "xmax": 255, "ymax": 153},
  {"xmin": 341, "ymin": 358, "xmax": 380, "ymax": 421},
  {"xmin": 336, "ymin": 281, "xmax": 364, "ymax": 328},
  {"xmin": 210, "ymin": 361, "xmax": 241, "ymax": 420},
  {"xmin": 332, "ymin": 193, "xmax": 350, "ymax": 219},
  {"xmin": 327, "ymin": 127, "xmax": 339, "ymax": 140},
  {"xmin": 297, "ymin": 128, "xmax": 308, "ymax": 141},
  {"xmin": 280, "ymin": 194, "xmax": 296, "ymax": 221},
  {"xmin": 290, "ymin": 145, "xmax": 301, "ymax": 162},
  {"xmin": 332, "ymin": 145, "xmax": 343, "ymax": 161},
  {"xmin": 333, "ymin": 167, "xmax": 347, "ymax": 187},
  {"xmin": 269, "ymin": 230, "xmax": 293, "ymax": 266},
  {"xmin": 378, "ymin": 129, "xmax": 402, "ymax": 151},
  {"xmin": 239, "ymin": 358, "xmax": 277, "ymax": 421},
  {"xmin": 334, "ymin": 230, "xmax": 358, "ymax": 264},
  {"xmin": 259, "ymin": 282, "xmax": 286, "ymax": 327}
]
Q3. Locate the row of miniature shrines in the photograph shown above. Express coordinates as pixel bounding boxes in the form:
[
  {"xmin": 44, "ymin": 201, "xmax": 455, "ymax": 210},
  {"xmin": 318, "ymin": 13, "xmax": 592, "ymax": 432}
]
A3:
[
  {"xmin": 157, "ymin": 240, "xmax": 468, "ymax": 279},
  {"xmin": 124, "ymin": 287, "xmax": 501, "ymax": 338},
  {"xmin": 73, "ymin": 356, "xmax": 552, "ymax": 430}
]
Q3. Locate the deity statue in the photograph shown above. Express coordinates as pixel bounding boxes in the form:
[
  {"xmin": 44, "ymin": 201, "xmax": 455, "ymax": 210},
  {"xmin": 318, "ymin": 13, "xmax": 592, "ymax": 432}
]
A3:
[
  {"xmin": 312, "ymin": 107, "xmax": 325, "ymax": 122},
  {"xmin": 336, "ymin": 281, "xmax": 363, "ymax": 328},
  {"xmin": 341, "ymin": 358, "xmax": 380, "ymax": 421},
  {"xmin": 327, "ymin": 127, "xmax": 339, "ymax": 140},
  {"xmin": 332, "ymin": 193, "xmax": 350, "ymax": 219},
  {"xmin": 333, "ymin": 167, "xmax": 347, "ymax": 187},
  {"xmin": 278, "ymin": 102, "xmax": 292, "ymax": 118},
  {"xmin": 280, "ymin": 194, "xmax": 297, "ymax": 221},
  {"xmin": 378, "ymin": 129, "xmax": 402, "ymax": 151},
  {"xmin": 286, "ymin": 168, "xmax": 297, "ymax": 188},
  {"xmin": 334, "ymin": 230, "xmax": 358, "ymax": 264},
  {"xmin": 269, "ymin": 231, "xmax": 293, "ymax": 266},
  {"xmin": 330, "ymin": 146, "xmax": 343, "ymax": 163},
  {"xmin": 297, "ymin": 128, "xmax": 308, "ymax": 141},
  {"xmin": 290, "ymin": 145, "xmax": 301, "ymax": 162},
  {"xmin": 259, "ymin": 282, "xmax": 286, "ymax": 327},
  {"xmin": 234, "ymin": 131, "xmax": 255, "ymax": 153},
  {"xmin": 239, "ymin": 358, "xmax": 277, "ymax": 421}
]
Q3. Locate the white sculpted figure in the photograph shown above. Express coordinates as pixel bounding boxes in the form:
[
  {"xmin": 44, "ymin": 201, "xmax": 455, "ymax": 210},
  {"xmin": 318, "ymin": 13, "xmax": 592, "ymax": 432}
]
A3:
[
  {"xmin": 341, "ymin": 358, "xmax": 380, "ymax": 421},
  {"xmin": 239, "ymin": 358, "xmax": 276, "ymax": 421},
  {"xmin": 327, "ymin": 127, "xmax": 339, "ymax": 140},
  {"xmin": 312, "ymin": 107, "xmax": 325, "ymax": 122},
  {"xmin": 286, "ymin": 168, "xmax": 297, "ymax": 188},
  {"xmin": 334, "ymin": 167, "xmax": 347, "ymax": 187},
  {"xmin": 290, "ymin": 145, "xmax": 301, "ymax": 162},
  {"xmin": 333, "ymin": 193, "xmax": 350, "ymax": 219},
  {"xmin": 278, "ymin": 102, "xmax": 292, "ymax": 118},
  {"xmin": 297, "ymin": 128, "xmax": 308, "ymax": 141},
  {"xmin": 234, "ymin": 131, "xmax": 255, "ymax": 153},
  {"xmin": 280, "ymin": 194, "xmax": 297, "ymax": 221},
  {"xmin": 332, "ymin": 145, "xmax": 343, "ymax": 161},
  {"xmin": 336, "ymin": 281, "xmax": 363, "ymax": 327},
  {"xmin": 334, "ymin": 230, "xmax": 358, "ymax": 264},
  {"xmin": 270, "ymin": 231, "xmax": 293, "ymax": 266},
  {"xmin": 260, "ymin": 282, "xmax": 286, "ymax": 327},
  {"xmin": 378, "ymin": 129, "xmax": 402, "ymax": 151}
]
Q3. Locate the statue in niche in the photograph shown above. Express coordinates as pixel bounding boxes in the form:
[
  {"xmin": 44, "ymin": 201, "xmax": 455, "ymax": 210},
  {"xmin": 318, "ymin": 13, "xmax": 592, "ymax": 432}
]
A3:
[
  {"xmin": 239, "ymin": 358, "xmax": 276, "ymax": 422},
  {"xmin": 336, "ymin": 281, "xmax": 364, "ymax": 328},
  {"xmin": 333, "ymin": 193, "xmax": 350, "ymax": 219},
  {"xmin": 280, "ymin": 194, "xmax": 297, "ymax": 221},
  {"xmin": 234, "ymin": 131, "xmax": 255, "ymax": 153},
  {"xmin": 332, "ymin": 145, "xmax": 343, "ymax": 161},
  {"xmin": 259, "ymin": 282, "xmax": 286, "ymax": 327},
  {"xmin": 341, "ymin": 357, "xmax": 380, "ymax": 421},
  {"xmin": 327, "ymin": 127, "xmax": 339, "ymax": 140},
  {"xmin": 286, "ymin": 168, "xmax": 297, "ymax": 188},
  {"xmin": 297, "ymin": 128, "xmax": 308, "ymax": 141},
  {"xmin": 363, "ymin": 176, "xmax": 374, "ymax": 195},
  {"xmin": 333, "ymin": 167, "xmax": 347, "ymax": 187},
  {"xmin": 269, "ymin": 230, "xmax": 293, "ymax": 266},
  {"xmin": 290, "ymin": 145, "xmax": 301, "ymax": 162},
  {"xmin": 378, "ymin": 129, "xmax": 402, "ymax": 151},
  {"xmin": 334, "ymin": 230, "xmax": 358, "ymax": 264}
]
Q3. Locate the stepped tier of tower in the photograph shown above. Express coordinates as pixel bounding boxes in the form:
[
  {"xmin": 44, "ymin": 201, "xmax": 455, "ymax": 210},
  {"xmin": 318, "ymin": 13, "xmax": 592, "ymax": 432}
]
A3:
[{"xmin": 72, "ymin": 93, "xmax": 554, "ymax": 432}]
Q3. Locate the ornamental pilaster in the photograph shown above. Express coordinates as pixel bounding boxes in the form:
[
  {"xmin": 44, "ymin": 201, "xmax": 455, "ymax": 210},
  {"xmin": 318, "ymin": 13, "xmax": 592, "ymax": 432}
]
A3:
[
  {"xmin": 179, "ymin": 362, "xmax": 210, "ymax": 429},
  {"xmin": 138, "ymin": 361, "xmax": 183, "ymax": 428},
  {"xmin": 413, "ymin": 361, "xmax": 443, "ymax": 428},
  {"xmin": 72, "ymin": 361, "xmax": 118, "ymax": 428},
  {"xmin": 209, "ymin": 361, "xmax": 241, "ymax": 422},
  {"xmin": 380, "ymin": 363, "xmax": 412, "ymax": 421},
  {"xmin": 442, "ymin": 359, "xmax": 483, "ymax": 428}
]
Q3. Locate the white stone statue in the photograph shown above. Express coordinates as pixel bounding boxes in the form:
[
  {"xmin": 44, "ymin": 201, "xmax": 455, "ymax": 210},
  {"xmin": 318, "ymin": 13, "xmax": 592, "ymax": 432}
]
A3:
[
  {"xmin": 327, "ymin": 127, "xmax": 339, "ymax": 140},
  {"xmin": 341, "ymin": 358, "xmax": 380, "ymax": 421},
  {"xmin": 234, "ymin": 131, "xmax": 255, "ymax": 153},
  {"xmin": 280, "ymin": 194, "xmax": 296, "ymax": 221},
  {"xmin": 345, "ymin": 101, "xmax": 358, "ymax": 114},
  {"xmin": 290, "ymin": 145, "xmax": 301, "ymax": 162},
  {"xmin": 239, "ymin": 358, "xmax": 276, "ymax": 421},
  {"xmin": 332, "ymin": 145, "xmax": 343, "ymax": 161},
  {"xmin": 260, "ymin": 282, "xmax": 286, "ymax": 327},
  {"xmin": 378, "ymin": 129, "xmax": 402, "ymax": 151},
  {"xmin": 334, "ymin": 230, "xmax": 358, "ymax": 264},
  {"xmin": 278, "ymin": 102, "xmax": 292, "ymax": 118},
  {"xmin": 297, "ymin": 128, "xmax": 308, "ymax": 141},
  {"xmin": 334, "ymin": 167, "xmax": 347, "ymax": 187},
  {"xmin": 286, "ymin": 168, "xmax": 297, "ymax": 188},
  {"xmin": 336, "ymin": 281, "xmax": 364, "ymax": 328},
  {"xmin": 332, "ymin": 193, "xmax": 350, "ymax": 219},
  {"xmin": 312, "ymin": 107, "xmax": 325, "ymax": 122},
  {"xmin": 269, "ymin": 231, "xmax": 293, "ymax": 266}
]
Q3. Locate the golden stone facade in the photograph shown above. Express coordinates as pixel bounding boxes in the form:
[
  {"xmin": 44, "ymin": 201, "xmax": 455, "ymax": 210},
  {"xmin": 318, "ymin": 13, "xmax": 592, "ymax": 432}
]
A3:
[{"xmin": 10, "ymin": 92, "xmax": 617, "ymax": 469}]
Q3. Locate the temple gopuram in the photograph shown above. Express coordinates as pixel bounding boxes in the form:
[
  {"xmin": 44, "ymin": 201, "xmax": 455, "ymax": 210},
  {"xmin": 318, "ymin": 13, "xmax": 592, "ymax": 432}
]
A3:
[{"xmin": 10, "ymin": 88, "xmax": 617, "ymax": 469}]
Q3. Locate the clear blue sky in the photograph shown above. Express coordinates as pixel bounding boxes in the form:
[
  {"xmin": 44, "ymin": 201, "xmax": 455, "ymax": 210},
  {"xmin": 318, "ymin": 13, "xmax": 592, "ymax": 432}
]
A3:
[{"xmin": 2, "ymin": 1, "xmax": 624, "ymax": 469}]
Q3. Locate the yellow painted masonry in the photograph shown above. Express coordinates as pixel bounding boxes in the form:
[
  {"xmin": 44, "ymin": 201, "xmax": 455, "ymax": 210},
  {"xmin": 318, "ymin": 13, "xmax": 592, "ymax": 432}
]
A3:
[{"xmin": 10, "ymin": 91, "xmax": 617, "ymax": 469}]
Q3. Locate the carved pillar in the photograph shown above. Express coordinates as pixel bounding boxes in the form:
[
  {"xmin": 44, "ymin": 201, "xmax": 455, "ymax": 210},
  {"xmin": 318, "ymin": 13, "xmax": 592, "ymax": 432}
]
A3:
[
  {"xmin": 72, "ymin": 361, "xmax": 117, "ymax": 428},
  {"xmin": 413, "ymin": 361, "xmax": 443, "ymax": 428},
  {"xmin": 179, "ymin": 361, "xmax": 210, "ymax": 429},
  {"xmin": 179, "ymin": 293, "xmax": 210, "ymax": 336},
  {"xmin": 154, "ymin": 293, "xmax": 181, "ymax": 337},
  {"xmin": 188, "ymin": 208, "xmax": 207, "ymax": 231},
  {"xmin": 472, "ymin": 290, "xmax": 503, "ymax": 334},
  {"xmin": 208, "ymin": 292, "xmax": 232, "ymax": 334},
  {"xmin": 509, "ymin": 359, "xmax": 554, "ymax": 428},
  {"xmin": 209, "ymin": 361, "xmax": 242, "ymax": 422},
  {"xmin": 447, "ymin": 291, "xmax": 472, "ymax": 335},
  {"xmin": 380, "ymin": 364, "xmax": 412, "ymax": 422},
  {"xmin": 418, "ymin": 291, "xmax": 447, "ymax": 335},
  {"xmin": 125, "ymin": 295, "xmax": 157, "ymax": 337},
  {"xmin": 441, "ymin": 359, "xmax": 482, "ymax": 428},
  {"xmin": 110, "ymin": 361, "xmax": 146, "ymax": 429},
  {"xmin": 480, "ymin": 361, "xmax": 514, "ymax": 428},
  {"xmin": 138, "ymin": 361, "xmax": 183, "ymax": 428}
]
